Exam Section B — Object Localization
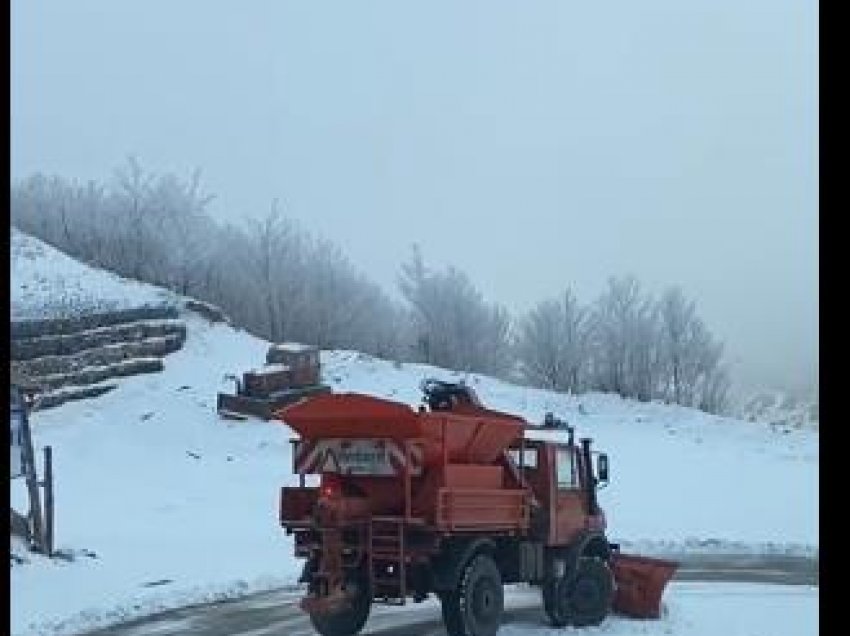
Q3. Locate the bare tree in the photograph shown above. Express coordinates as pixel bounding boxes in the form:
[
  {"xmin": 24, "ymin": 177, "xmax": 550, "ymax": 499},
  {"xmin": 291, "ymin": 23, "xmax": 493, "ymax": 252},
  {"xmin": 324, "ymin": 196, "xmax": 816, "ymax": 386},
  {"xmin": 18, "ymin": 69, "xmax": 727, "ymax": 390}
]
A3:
[
  {"xmin": 10, "ymin": 160, "xmax": 733, "ymax": 413},
  {"xmin": 111, "ymin": 156, "xmax": 157, "ymax": 280},
  {"xmin": 659, "ymin": 287, "xmax": 697, "ymax": 403},
  {"xmin": 248, "ymin": 200, "xmax": 298, "ymax": 341},
  {"xmin": 587, "ymin": 276, "xmax": 666, "ymax": 402},
  {"xmin": 399, "ymin": 246, "xmax": 512, "ymax": 376},
  {"xmin": 12, "ymin": 162, "xmax": 406, "ymax": 361},
  {"xmin": 589, "ymin": 275, "xmax": 640, "ymax": 396},
  {"xmin": 698, "ymin": 365, "xmax": 731, "ymax": 414},
  {"xmin": 148, "ymin": 168, "xmax": 216, "ymax": 295},
  {"xmin": 517, "ymin": 289, "xmax": 588, "ymax": 392},
  {"xmin": 654, "ymin": 286, "xmax": 731, "ymax": 412}
]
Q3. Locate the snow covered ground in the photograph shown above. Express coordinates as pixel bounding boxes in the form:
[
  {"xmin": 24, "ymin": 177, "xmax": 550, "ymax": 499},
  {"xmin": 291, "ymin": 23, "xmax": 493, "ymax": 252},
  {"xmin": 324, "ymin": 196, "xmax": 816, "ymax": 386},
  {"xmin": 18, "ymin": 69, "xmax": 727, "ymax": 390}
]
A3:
[
  {"xmin": 500, "ymin": 583, "xmax": 818, "ymax": 636},
  {"xmin": 323, "ymin": 350, "xmax": 819, "ymax": 552},
  {"xmin": 10, "ymin": 232, "xmax": 818, "ymax": 635},
  {"xmin": 11, "ymin": 228, "xmax": 174, "ymax": 321},
  {"xmin": 10, "ymin": 316, "xmax": 819, "ymax": 635}
]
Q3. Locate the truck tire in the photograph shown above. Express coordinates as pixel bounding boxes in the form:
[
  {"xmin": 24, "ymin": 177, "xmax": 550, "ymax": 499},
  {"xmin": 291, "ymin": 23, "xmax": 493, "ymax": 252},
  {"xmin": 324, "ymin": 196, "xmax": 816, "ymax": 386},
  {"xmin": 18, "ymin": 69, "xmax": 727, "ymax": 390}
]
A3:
[
  {"xmin": 309, "ymin": 571, "xmax": 372, "ymax": 636},
  {"xmin": 542, "ymin": 579, "xmax": 568, "ymax": 627},
  {"xmin": 556, "ymin": 556, "xmax": 614, "ymax": 627},
  {"xmin": 440, "ymin": 554, "xmax": 504, "ymax": 636},
  {"xmin": 439, "ymin": 591, "xmax": 465, "ymax": 636}
]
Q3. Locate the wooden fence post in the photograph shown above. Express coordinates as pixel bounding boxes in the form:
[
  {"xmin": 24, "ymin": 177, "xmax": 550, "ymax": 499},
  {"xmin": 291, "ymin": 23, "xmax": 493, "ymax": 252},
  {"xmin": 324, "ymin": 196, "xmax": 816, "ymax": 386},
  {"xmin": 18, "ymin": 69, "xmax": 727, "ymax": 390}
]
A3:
[
  {"xmin": 20, "ymin": 397, "xmax": 45, "ymax": 554},
  {"xmin": 43, "ymin": 446, "xmax": 54, "ymax": 557}
]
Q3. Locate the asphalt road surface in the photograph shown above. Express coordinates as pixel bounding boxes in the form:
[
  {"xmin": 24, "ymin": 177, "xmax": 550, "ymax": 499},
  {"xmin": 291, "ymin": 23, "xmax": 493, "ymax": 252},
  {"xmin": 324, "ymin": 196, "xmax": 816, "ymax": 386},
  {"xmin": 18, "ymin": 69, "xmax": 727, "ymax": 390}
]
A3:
[{"xmin": 82, "ymin": 554, "xmax": 817, "ymax": 636}]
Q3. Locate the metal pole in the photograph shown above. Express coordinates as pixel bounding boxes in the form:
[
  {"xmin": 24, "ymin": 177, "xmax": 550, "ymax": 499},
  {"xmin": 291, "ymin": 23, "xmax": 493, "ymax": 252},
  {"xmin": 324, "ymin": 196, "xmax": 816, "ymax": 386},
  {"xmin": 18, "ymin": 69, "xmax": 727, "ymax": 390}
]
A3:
[
  {"xmin": 580, "ymin": 438, "xmax": 599, "ymax": 516},
  {"xmin": 43, "ymin": 446, "xmax": 54, "ymax": 557},
  {"xmin": 404, "ymin": 441, "xmax": 412, "ymax": 521}
]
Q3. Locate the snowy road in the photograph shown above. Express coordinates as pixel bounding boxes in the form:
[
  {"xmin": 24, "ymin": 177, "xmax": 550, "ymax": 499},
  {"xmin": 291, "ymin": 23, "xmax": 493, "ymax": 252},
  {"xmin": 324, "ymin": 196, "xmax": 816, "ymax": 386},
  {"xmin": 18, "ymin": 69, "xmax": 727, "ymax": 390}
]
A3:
[{"xmin": 80, "ymin": 554, "xmax": 817, "ymax": 636}]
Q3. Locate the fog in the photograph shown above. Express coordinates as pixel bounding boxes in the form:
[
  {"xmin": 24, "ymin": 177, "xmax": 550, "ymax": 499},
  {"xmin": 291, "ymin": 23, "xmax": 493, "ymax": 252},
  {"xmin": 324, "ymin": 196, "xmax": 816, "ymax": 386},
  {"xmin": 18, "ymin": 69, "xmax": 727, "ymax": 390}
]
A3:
[{"xmin": 11, "ymin": 0, "xmax": 817, "ymax": 400}]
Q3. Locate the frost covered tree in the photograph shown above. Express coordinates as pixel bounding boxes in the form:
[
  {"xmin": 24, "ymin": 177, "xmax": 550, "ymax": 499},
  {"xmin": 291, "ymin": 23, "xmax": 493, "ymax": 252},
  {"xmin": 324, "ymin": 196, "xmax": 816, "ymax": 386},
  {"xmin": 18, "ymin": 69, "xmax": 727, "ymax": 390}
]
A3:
[
  {"xmin": 585, "ymin": 277, "xmax": 730, "ymax": 412},
  {"xmin": 698, "ymin": 365, "xmax": 731, "ymax": 414},
  {"xmin": 656, "ymin": 286, "xmax": 730, "ymax": 412},
  {"xmin": 658, "ymin": 287, "xmax": 697, "ymax": 404},
  {"xmin": 516, "ymin": 289, "xmax": 588, "ymax": 392},
  {"xmin": 629, "ymin": 300, "xmax": 664, "ymax": 402},
  {"xmin": 247, "ymin": 201, "xmax": 303, "ymax": 342},
  {"xmin": 10, "ymin": 159, "xmax": 733, "ymax": 411},
  {"xmin": 148, "ymin": 168, "xmax": 216, "ymax": 295},
  {"xmin": 399, "ymin": 246, "xmax": 512, "ymax": 376},
  {"xmin": 301, "ymin": 237, "xmax": 383, "ymax": 351},
  {"xmin": 10, "ymin": 160, "xmax": 407, "ymax": 361},
  {"xmin": 584, "ymin": 276, "xmax": 668, "ymax": 402},
  {"xmin": 110, "ymin": 156, "xmax": 159, "ymax": 281}
]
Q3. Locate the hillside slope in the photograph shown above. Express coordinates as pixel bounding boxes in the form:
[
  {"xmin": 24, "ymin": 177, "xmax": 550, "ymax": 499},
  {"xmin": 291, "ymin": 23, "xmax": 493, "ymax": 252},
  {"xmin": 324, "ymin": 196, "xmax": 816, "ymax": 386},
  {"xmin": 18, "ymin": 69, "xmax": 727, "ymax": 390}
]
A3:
[
  {"xmin": 11, "ymin": 228, "xmax": 175, "ymax": 321},
  {"xmin": 10, "ymin": 231, "xmax": 818, "ymax": 635}
]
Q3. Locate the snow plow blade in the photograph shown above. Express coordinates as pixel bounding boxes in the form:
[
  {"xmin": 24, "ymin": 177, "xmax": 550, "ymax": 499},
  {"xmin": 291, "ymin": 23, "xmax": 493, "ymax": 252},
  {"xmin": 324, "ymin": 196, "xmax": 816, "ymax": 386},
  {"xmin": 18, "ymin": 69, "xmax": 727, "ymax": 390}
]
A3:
[{"xmin": 611, "ymin": 553, "xmax": 678, "ymax": 619}]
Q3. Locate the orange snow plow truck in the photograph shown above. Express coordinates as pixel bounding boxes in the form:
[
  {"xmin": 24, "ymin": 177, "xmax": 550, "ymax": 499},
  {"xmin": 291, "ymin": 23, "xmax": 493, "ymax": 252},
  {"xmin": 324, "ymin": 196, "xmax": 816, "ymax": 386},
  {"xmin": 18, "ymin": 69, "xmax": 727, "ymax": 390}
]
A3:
[{"xmin": 277, "ymin": 380, "xmax": 677, "ymax": 636}]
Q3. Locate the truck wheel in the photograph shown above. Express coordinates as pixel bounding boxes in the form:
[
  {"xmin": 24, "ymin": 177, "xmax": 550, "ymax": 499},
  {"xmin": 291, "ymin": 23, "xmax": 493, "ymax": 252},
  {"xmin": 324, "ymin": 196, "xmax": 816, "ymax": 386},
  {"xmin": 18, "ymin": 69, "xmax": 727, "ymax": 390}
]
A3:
[
  {"xmin": 439, "ymin": 591, "xmax": 465, "ymax": 636},
  {"xmin": 542, "ymin": 579, "xmax": 567, "ymax": 627},
  {"xmin": 309, "ymin": 572, "xmax": 372, "ymax": 636},
  {"xmin": 557, "ymin": 556, "xmax": 614, "ymax": 627},
  {"xmin": 441, "ymin": 554, "xmax": 504, "ymax": 636}
]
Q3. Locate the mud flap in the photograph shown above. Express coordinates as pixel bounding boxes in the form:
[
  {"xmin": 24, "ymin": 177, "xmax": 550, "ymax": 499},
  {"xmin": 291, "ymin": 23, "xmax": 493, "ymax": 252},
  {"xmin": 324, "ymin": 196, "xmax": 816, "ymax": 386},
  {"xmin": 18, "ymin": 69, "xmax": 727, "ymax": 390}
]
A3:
[{"xmin": 611, "ymin": 553, "xmax": 678, "ymax": 619}]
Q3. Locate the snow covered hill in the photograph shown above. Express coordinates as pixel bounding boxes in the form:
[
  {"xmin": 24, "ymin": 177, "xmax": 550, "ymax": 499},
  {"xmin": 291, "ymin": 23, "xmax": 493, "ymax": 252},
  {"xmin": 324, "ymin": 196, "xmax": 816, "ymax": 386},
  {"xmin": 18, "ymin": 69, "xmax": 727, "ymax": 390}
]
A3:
[
  {"xmin": 10, "ymin": 230, "xmax": 819, "ymax": 635},
  {"xmin": 11, "ymin": 228, "xmax": 175, "ymax": 322}
]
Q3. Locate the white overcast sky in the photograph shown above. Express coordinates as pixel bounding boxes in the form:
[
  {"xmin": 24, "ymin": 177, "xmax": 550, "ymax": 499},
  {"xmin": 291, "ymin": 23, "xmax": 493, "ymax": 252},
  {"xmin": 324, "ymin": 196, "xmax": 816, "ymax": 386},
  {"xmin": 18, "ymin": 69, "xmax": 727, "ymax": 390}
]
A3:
[{"xmin": 11, "ymin": 0, "xmax": 818, "ymax": 397}]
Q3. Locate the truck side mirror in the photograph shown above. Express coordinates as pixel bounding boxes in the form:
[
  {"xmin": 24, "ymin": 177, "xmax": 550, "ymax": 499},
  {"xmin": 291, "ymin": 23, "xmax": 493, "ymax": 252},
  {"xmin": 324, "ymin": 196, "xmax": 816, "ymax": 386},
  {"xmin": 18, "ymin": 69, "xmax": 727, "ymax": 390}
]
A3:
[{"xmin": 597, "ymin": 453, "xmax": 609, "ymax": 486}]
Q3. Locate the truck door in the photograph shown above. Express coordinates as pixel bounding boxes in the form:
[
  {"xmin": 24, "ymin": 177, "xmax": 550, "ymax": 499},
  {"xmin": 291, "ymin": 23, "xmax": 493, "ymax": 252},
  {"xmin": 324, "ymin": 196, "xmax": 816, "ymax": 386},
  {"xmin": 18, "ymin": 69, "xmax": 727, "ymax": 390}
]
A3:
[{"xmin": 552, "ymin": 444, "xmax": 587, "ymax": 545}]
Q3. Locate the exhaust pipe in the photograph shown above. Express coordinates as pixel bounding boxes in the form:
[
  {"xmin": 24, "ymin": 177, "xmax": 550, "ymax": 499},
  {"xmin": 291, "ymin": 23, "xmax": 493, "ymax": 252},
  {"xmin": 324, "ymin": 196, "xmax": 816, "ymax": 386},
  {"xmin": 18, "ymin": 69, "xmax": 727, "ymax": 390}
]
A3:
[{"xmin": 580, "ymin": 438, "xmax": 598, "ymax": 516}]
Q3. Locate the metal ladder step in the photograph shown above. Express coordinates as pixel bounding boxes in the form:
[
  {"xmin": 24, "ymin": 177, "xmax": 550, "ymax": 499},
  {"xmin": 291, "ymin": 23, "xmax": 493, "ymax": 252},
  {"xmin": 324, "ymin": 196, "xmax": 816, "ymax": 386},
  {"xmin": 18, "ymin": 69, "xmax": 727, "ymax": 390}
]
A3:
[
  {"xmin": 373, "ymin": 576, "xmax": 404, "ymax": 585},
  {"xmin": 373, "ymin": 597, "xmax": 406, "ymax": 606},
  {"xmin": 369, "ymin": 518, "xmax": 407, "ymax": 605}
]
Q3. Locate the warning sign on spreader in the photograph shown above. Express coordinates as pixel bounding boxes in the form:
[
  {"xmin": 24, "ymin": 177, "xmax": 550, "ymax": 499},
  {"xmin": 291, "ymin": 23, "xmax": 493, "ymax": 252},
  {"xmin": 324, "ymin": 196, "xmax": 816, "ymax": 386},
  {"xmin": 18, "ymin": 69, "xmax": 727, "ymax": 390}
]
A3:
[
  {"xmin": 324, "ymin": 440, "xmax": 394, "ymax": 475},
  {"xmin": 295, "ymin": 438, "xmax": 423, "ymax": 476}
]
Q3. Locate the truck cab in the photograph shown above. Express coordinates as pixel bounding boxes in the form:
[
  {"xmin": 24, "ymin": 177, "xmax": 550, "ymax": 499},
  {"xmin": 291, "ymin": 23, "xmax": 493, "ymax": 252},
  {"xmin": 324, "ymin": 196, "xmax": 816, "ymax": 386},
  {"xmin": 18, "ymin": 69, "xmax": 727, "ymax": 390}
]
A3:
[{"xmin": 508, "ymin": 437, "xmax": 608, "ymax": 547}]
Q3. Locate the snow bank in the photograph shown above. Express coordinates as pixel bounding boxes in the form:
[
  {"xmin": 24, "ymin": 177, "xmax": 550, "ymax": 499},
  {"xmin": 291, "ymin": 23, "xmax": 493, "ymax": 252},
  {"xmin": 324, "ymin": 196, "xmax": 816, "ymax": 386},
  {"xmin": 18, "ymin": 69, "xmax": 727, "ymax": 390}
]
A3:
[{"xmin": 11, "ymin": 229, "xmax": 174, "ymax": 321}]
